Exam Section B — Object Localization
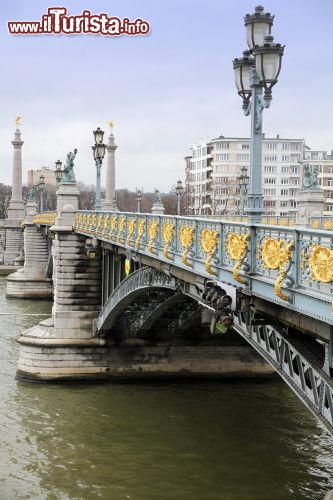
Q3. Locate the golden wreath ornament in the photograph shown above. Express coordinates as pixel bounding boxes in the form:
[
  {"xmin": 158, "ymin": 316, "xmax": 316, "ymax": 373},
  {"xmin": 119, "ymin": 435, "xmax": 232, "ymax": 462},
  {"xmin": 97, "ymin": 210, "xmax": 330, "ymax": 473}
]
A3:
[
  {"xmin": 117, "ymin": 216, "xmax": 126, "ymax": 244},
  {"xmin": 308, "ymin": 245, "xmax": 333, "ymax": 283},
  {"xmin": 226, "ymin": 232, "xmax": 249, "ymax": 284},
  {"xmin": 261, "ymin": 237, "xmax": 294, "ymax": 301},
  {"xmin": 200, "ymin": 229, "xmax": 219, "ymax": 276},
  {"xmin": 109, "ymin": 215, "xmax": 117, "ymax": 240}
]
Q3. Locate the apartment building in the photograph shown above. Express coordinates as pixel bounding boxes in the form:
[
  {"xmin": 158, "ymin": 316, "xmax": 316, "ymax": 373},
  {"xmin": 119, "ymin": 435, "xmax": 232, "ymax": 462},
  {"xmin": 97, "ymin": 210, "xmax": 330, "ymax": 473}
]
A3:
[
  {"xmin": 185, "ymin": 134, "xmax": 330, "ymax": 217},
  {"xmin": 27, "ymin": 166, "xmax": 57, "ymax": 188}
]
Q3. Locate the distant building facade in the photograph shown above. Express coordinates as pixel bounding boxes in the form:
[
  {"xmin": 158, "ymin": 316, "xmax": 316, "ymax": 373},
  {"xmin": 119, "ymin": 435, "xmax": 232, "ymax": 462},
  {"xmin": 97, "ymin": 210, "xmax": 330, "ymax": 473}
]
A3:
[
  {"xmin": 27, "ymin": 166, "xmax": 57, "ymax": 188},
  {"xmin": 185, "ymin": 134, "xmax": 333, "ymax": 217}
]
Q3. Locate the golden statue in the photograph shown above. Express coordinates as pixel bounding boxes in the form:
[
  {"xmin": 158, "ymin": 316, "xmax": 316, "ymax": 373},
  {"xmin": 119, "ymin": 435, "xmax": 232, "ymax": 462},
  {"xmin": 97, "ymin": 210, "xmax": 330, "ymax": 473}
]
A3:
[
  {"xmin": 107, "ymin": 120, "xmax": 114, "ymax": 130},
  {"xmin": 15, "ymin": 116, "xmax": 22, "ymax": 128}
]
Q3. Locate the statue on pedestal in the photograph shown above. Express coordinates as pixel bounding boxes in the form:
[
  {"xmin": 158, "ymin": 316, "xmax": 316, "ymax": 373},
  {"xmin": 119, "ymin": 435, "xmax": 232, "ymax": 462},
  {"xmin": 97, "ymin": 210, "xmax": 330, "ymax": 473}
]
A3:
[
  {"xmin": 62, "ymin": 149, "xmax": 77, "ymax": 182},
  {"xmin": 298, "ymin": 160, "xmax": 320, "ymax": 190}
]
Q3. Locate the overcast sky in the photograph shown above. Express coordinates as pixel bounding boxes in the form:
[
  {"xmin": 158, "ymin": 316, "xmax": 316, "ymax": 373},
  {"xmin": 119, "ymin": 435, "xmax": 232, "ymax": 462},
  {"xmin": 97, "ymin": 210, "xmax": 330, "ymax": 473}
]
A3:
[{"xmin": 1, "ymin": 0, "xmax": 333, "ymax": 192}]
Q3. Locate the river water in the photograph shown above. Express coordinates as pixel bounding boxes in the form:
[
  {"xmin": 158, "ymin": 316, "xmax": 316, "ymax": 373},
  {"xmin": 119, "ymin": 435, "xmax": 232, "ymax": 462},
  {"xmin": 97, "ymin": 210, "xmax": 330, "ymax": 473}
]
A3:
[{"xmin": 0, "ymin": 276, "xmax": 332, "ymax": 500}]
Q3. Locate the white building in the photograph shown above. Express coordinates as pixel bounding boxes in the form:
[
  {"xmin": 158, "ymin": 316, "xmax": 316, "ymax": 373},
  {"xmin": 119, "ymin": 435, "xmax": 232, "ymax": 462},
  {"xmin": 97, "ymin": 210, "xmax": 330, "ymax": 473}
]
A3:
[{"xmin": 185, "ymin": 134, "xmax": 332, "ymax": 217}]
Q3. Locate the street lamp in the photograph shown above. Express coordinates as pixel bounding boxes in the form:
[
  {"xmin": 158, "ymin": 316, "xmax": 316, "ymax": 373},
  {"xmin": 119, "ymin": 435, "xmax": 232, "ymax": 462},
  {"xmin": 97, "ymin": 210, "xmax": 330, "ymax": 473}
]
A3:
[
  {"xmin": 233, "ymin": 5, "xmax": 284, "ymax": 223},
  {"xmin": 92, "ymin": 127, "xmax": 106, "ymax": 211},
  {"xmin": 136, "ymin": 189, "xmax": 142, "ymax": 213},
  {"xmin": 175, "ymin": 180, "xmax": 184, "ymax": 215},
  {"xmin": 38, "ymin": 174, "xmax": 45, "ymax": 212},
  {"xmin": 238, "ymin": 166, "xmax": 249, "ymax": 216},
  {"xmin": 55, "ymin": 160, "xmax": 63, "ymax": 184}
]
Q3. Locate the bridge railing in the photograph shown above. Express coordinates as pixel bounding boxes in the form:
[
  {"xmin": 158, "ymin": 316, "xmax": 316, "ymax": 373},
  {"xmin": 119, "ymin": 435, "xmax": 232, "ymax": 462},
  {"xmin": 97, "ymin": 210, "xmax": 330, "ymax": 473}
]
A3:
[{"xmin": 73, "ymin": 210, "xmax": 333, "ymax": 325}]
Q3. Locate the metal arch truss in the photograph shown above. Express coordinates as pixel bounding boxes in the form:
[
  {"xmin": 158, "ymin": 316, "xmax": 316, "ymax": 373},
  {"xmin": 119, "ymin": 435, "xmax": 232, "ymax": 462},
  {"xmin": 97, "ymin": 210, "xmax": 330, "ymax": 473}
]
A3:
[
  {"xmin": 97, "ymin": 267, "xmax": 192, "ymax": 332},
  {"xmin": 234, "ymin": 311, "xmax": 333, "ymax": 436}
]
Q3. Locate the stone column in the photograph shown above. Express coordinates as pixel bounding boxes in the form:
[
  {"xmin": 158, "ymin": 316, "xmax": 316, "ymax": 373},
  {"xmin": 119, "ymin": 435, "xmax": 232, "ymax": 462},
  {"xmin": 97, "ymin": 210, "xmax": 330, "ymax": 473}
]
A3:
[
  {"xmin": 103, "ymin": 131, "xmax": 118, "ymax": 210},
  {"xmin": 7, "ymin": 128, "xmax": 24, "ymax": 218}
]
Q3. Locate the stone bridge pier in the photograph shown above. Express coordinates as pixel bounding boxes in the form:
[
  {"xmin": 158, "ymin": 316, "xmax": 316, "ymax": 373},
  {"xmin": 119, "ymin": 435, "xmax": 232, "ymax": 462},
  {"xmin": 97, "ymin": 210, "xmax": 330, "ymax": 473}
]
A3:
[
  {"xmin": 6, "ymin": 199, "xmax": 53, "ymax": 298},
  {"xmin": 16, "ymin": 182, "xmax": 108, "ymax": 381}
]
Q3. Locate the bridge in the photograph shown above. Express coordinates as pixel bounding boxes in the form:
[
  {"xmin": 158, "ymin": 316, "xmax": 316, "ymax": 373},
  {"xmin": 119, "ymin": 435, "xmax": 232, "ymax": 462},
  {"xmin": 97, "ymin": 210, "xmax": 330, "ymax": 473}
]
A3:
[{"xmin": 12, "ymin": 180, "xmax": 333, "ymax": 436}]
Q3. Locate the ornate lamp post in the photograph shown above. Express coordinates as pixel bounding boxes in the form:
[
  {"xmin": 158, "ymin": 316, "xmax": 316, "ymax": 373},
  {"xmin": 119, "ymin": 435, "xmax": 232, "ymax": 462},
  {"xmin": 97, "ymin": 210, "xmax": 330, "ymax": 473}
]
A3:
[
  {"xmin": 233, "ymin": 5, "xmax": 284, "ymax": 224},
  {"xmin": 92, "ymin": 127, "xmax": 106, "ymax": 211},
  {"xmin": 55, "ymin": 159, "xmax": 63, "ymax": 184},
  {"xmin": 175, "ymin": 179, "xmax": 184, "ymax": 215},
  {"xmin": 136, "ymin": 189, "xmax": 142, "ymax": 213},
  {"xmin": 238, "ymin": 166, "xmax": 249, "ymax": 216}
]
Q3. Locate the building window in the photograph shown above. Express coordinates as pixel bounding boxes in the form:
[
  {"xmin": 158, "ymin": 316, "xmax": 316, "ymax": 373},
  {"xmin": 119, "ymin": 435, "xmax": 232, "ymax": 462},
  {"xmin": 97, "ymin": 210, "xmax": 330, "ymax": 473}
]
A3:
[
  {"xmin": 216, "ymin": 141, "xmax": 230, "ymax": 149},
  {"xmin": 264, "ymin": 165, "xmax": 277, "ymax": 173},
  {"xmin": 264, "ymin": 178, "xmax": 276, "ymax": 184},
  {"xmin": 216, "ymin": 154, "xmax": 230, "ymax": 161},
  {"xmin": 281, "ymin": 166, "xmax": 289, "ymax": 173},
  {"xmin": 264, "ymin": 155, "xmax": 277, "ymax": 162},
  {"xmin": 281, "ymin": 178, "xmax": 289, "ymax": 184},
  {"xmin": 241, "ymin": 144, "xmax": 249, "ymax": 149},
  {"xmin": 237, "ymin": 153, "xmax": 249, "ymax": 161},
  {"xmin": 281, "ymin": 189, "xmax": 288, "ymax": 196},
  {"xmin": 282, "ymin": 155, "xmax": 290, "ymax": 162},
  {"xmin": 280, "ymin": 201, "xmax": 288, "ymax": 207},
  {"xmin": 282, "ymin": 143, "xmax": 290, "ymax": 150},
  {"xmin": 266, "ymin": 142, "xmax": 277, "ymax": 150}
]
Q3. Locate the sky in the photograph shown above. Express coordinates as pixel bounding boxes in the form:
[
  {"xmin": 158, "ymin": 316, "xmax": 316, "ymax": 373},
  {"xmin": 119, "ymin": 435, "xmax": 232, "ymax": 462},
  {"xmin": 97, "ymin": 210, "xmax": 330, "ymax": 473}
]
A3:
[{"xmin": 1, "ymin": 0, "xmax": 333, "ymax": 192}]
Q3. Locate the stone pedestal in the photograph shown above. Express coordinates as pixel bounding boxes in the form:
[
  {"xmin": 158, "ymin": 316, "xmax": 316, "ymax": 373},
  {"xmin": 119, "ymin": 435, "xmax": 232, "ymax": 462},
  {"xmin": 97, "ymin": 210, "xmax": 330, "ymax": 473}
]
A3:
[
  {"xmin": 6, "ymin": 200, "xmax": 53, "ymax": 298},
  {"xmin": 3, "ymin": 222, "xmax": 24, "ymax": 265},
  {"xmin": 151, "ymin": 201, "xmax": 165, "ymax": 215},
  {"xmin": 297, "ymin": 188, "xmax": 325, "ymax": 227}
]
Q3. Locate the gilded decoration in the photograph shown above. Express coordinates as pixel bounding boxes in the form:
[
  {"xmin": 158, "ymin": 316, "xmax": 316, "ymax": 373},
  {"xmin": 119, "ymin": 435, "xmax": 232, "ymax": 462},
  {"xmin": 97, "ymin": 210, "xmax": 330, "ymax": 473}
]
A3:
[
  {"xmin": 148, "ymin": 220, "xmax": 159, "ymax": 254},
  {"xmin": 323, "ymin": 219, "xmax": 333, "ymax": 231},
  {"xmin": 162, "ymin": 222, "xmax": 175, "ymax": 260},
  {"xmin": 135, "ymin": 219, "xmax": 145, "ymax": 250},
  {"xmin": 226, "ymin": 232, "xmax": 249, "ymax": 284},
  {"xmin": 179, "ymin": 225, "xmax": 195, "ymax": 267},
  {"xmin": 308, "ymin": 245, "xmax": 333, "ymax": 283},
  {"xmin": 102, "ymin": 215, "xmax": 110, "ymax": 237},
  {"xmin": 108, "ymin": 215, "xmax": 117, "ymax": 240},
  {"xmin": 126, "ymin": 218, "xmax": 136, "ymax": 247},
  {"xmin": 261, "ymin": 237, "xmax": 294, "ymax": 301},
  {"xmin": 33, "ymin": 212, "xmax": 57, "ymax": 226},
  {"xmin": 200, "ymin": 228, "xmax": 219, "ymax": 276},
  {"xmin": 117, "ymin": 216, "xmax": 126, "ymax": 244},
  {"xmin": 95, "ymin": 214, "xmax": 103, "ymax": 235},
  {"xmin": 311, "ymin": 219, "xmax": 320, "ymax": 230}
]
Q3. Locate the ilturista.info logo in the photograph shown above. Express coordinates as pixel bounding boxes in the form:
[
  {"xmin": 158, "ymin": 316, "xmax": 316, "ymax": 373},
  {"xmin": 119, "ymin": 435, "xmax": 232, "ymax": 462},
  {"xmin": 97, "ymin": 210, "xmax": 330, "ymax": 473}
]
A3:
[{"xmin": 8, "ymin": 7, "xmax": 150, "ymax": 36}]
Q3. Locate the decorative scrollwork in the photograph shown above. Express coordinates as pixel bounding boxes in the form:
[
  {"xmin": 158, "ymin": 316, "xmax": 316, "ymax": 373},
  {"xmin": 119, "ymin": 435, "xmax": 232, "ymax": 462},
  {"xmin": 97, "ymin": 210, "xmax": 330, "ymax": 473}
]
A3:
[
  {"xmin": 96, "ymin": 214, "xmax": 103, "ymax": 236},
  {"xmin": 179, "ymin": 225, "xmax": 195, "ymax": 267},
  {"xmin": 309, "ymin": 245, "xmax": 333, "ymax": 283},
  {"xmin": 148, "ymin": 220, "xmax": 159, "ymax": 254},
  {"xmin": 323, "ymin": 219, "xmax": 333, "ymax": 231},
  {"xmin": 135, "ymin": 219, "xmax": 145, "ymax": 250},
  {"xmin": 108, "ymin": 215, "xmax": 117, "ymax": 240},
  {"xmin": 126, "ymin": 218, "xmax": 136, "ymax": 247},
  {"xmin": 162, "ymin": 223, "xmax": 175, "ymax": 260},
  {"xmin": 261, "ymin": 238, "xmax": 294, "ymax": 301},
  {"xmin": 102, "ymin": 215, "xmax": 109, "ymax": 237},
  {"xmin": 311, "ymin": 219, "xmax": 320, "ymax": 230},
  {"xmin": 201, "ymin": 229, "xmax": 219, "ymax": 276},
  {"xmin": 226, "ymin": 232, "xmax": 249, "ymax": 284},
  {"xmin": 117, "ymin": 216, "xmax": 126, "ymax": 244}
]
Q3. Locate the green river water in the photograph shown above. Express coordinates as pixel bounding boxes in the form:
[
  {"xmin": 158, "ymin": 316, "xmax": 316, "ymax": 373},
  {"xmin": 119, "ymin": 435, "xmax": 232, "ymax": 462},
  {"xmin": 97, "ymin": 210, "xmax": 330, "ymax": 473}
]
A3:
[{"xmin": 0, "ymin": 276, "xmax": 332, "ymax": 500}]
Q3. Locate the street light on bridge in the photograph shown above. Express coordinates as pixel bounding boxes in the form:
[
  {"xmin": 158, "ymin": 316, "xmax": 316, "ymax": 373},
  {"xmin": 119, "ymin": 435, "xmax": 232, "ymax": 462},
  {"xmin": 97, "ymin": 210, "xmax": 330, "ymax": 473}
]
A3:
[
  {"xmin": 233, "ymin": 5, "xmax": 284, "ymax": 224},
  {"xmin": 175, "ymin": 180, "xmax": 184, "ymax": 215},
  {"xmin": 238, "ymin": 166, "xmax": 249, "ymax": 216},
  {"xmin": 92, "ymin": 127, "xmax": 106, "ymax": 211},
  {"xmin": 136, "ymin": 189, "xmax": 142, "ymax": 213},
  {"xmin": 55, "ymin": 159, "xmax": 63, "ymax": 184},
  {"xmin": 36, "ymin": 174, "xmax": 45, "ymax": 212}
]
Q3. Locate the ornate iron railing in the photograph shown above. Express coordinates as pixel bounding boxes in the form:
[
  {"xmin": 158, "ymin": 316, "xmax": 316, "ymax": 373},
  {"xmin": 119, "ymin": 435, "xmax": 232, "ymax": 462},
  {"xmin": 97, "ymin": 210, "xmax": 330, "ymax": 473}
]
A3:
[
  {"xmin": 33, "ymin": 211, "xmax": 57, "ymax": 226},
  {"xmin": 74, "ymin": 210, "xmax": 333, "ymax": 326}
]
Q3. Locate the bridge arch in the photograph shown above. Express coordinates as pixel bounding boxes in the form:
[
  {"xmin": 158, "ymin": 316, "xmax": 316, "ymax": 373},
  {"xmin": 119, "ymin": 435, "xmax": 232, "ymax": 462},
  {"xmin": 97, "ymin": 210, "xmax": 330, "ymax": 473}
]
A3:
[{"xmin": 97, "ymin": 266, "xmax": 333, "ymax": 435}]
